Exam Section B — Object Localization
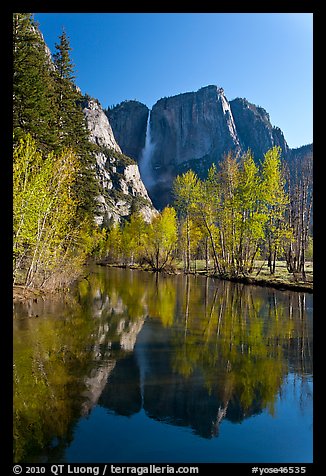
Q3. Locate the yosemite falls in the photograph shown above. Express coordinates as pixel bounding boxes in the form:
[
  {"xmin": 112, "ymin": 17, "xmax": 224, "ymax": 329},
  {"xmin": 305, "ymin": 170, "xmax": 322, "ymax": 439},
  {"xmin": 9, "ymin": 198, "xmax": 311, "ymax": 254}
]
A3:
[{"xmin": 139, "ymin": 110, "xmax": 156, "ymax": 191}]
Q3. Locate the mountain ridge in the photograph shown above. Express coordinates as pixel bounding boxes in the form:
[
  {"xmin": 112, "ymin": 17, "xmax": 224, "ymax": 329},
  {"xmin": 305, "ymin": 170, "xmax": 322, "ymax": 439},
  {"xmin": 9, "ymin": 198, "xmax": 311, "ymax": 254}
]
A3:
[{"xmin": 108, "ymin": 85, "xmax": 312, "ymax": 209}]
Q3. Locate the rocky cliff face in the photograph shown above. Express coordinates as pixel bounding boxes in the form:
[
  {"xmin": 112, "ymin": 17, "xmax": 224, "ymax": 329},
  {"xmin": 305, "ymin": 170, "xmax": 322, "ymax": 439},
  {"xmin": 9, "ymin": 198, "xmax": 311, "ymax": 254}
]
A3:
[
  {"xmin": 107, "ymin": 100, "xmax": 149, "ymax": 162},
  {"xmin": 287, "ymin": 143, "xmax": 313, "ymax": 164},
  {"xmin": 150, "ymin": 85, "xmax": 241, "ymax": 169},
  {"xmin": 144, "ymin": 85, "xmax": 243, "ymax": 207},
  {"xmin": 82, "ymin": 98, "xmax": 156, "ymax": 224},
  {"xmin": 229, "ymin": 97, "xmax": 289, "ymax": 160},
  {"xmin": 84, "ymin": 98, "xmax": 122, "ymax": 153},
  {"xmin": 108, "ymin": 85, "xmax": 312, "ymax": 209}
]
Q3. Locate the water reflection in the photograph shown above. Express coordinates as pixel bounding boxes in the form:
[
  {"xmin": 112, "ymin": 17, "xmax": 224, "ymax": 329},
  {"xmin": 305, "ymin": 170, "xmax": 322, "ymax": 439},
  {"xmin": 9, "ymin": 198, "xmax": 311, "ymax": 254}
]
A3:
[{"xmin": 13, "ymin": 267, "xmax": 313, "ymax": 462}]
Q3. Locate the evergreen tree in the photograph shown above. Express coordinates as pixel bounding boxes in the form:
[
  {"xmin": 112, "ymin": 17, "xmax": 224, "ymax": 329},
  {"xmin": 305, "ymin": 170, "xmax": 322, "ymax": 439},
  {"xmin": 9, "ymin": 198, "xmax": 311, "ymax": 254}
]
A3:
[
  {"xmin": 13, "ymin": 13, "xmax": 58, "ymax": 150},
  {"xmin": 52, "ymin": 30, "xmax": 99, "ymax": 218},
  {"xmin": 52, "ymin": 30, "xmax": 81, "ymax": 148}
]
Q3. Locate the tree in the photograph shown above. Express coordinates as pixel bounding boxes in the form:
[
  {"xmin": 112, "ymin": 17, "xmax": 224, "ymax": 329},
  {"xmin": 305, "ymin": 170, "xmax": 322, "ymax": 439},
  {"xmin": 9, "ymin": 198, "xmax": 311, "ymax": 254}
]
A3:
[
  {"xmin": 52, "ymin": 30, "xmax": 80, "ymax": 147},
  {"xmin": 105, "ymin": 222, "xmax": 122, "ymax": 264},
  {"xmin": 193, "ymin": 165, "xmax": 222, "ymax": 274},
  {"xmin": 173, "ymin": 170, "xmax": 200, "ymax": 272},
  {"xmin": 128, "ymin": 212, "xmax": 148, "ymax": 264},
  {"xmin": 144, "ymin": 207, "xmax": 178, "ymax": 271},
  {"xmin": 260, "ymin": 147, "xmax": 291, "ymax": 274},
  {"xmin": 12, "ymin": 18, "xmax": 101, "ymax": 290},
  {"xmin": 13, "ymin": 15, "xmax": 98, "ymax": 221},
  {"xmin": 13, "ymin": 13, "xmax": 58, "ymax": 150},
  {"xmin": 217, "ymin": 153, "xmax": 241, "ymax": 275},
  {"xmin": 235, "ymin": 151, "xmax": 266, "ymax": 274},
  {"xmin": 13, "ymin": 135, "xmax": 98, "ymax": 289},
  {"xmin": 52, "ymin": 31, "xmax": 99, "ymax": 219},
  {"xmin": 284, "ymin": 152, "xmax": 313, "ymax": 280}
]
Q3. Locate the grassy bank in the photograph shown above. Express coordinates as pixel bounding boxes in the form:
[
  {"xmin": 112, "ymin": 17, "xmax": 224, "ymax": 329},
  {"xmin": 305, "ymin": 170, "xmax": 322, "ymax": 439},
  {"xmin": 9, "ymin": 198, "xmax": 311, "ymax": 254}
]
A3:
[
  {"xmin": 14, "ymin": 259, "xmax": 312, "ymax": 304},
  {"xmin": 102, "ymin": 259, "xmax": 313, "ymax": 293},
  {"xmin": 174, "ymin": 259, "xmax": 313, "ymax": 293}
]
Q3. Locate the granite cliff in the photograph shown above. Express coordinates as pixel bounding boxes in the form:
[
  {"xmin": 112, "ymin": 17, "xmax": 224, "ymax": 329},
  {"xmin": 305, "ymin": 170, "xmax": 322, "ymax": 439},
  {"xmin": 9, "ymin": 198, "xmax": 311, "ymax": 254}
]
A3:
[
  {"xmin": 109, "ymin": 85, "xmax": 312, "ymax": 209},
  {"xmin": 229, "ymin": 97, "xmax": 289, "ymax": 160},
  {"xmin": 82, "ymin": 98, "xmax": 156, "ymax": 225},
  {"xmin": 107, "ymin": 100, "xmax": 149, "ymax": 161},
  {"xmin": 148, "ymin": 86, "xmax": 242, "ymax": 207}
]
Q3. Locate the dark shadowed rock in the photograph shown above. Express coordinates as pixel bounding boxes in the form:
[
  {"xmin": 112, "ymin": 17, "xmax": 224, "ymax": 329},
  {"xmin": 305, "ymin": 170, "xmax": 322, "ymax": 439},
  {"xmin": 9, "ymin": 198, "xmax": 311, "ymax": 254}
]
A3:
[
  {"xmin": 108, "ymin": 100, "xmax": 149, "ymax": 161},
  {"xmin": 230, "ymin": 97, "xmax": 289, "ymax": 160}
]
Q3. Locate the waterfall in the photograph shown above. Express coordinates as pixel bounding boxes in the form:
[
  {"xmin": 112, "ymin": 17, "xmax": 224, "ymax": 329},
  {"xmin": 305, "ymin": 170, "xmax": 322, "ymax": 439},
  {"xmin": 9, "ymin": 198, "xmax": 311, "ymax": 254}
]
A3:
[
  {"xmin": 139, "ymin": 110, "xmax": 155, "ymax": 189},
  {"xmin": 219, "ymin": 90, "xmax": 240, "ymax": 147}
]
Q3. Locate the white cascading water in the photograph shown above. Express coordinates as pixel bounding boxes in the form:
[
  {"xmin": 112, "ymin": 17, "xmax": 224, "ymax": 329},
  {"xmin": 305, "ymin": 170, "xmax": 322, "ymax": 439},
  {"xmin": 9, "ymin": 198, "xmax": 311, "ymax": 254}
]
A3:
[
  {"xmin": 139, "ymin": 110, "xmax": 155, "ymax": 190},
  {"xmin": 219, "ymin": 90, "xmax": 240, "ymax": 146}
]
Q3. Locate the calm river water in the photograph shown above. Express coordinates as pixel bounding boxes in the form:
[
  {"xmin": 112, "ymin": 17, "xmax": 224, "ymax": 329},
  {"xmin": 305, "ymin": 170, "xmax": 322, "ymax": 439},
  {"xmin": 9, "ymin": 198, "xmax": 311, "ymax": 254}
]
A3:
[{"xmin": 13, "ymin": 266, "xmax": 313, "ymax": 463}]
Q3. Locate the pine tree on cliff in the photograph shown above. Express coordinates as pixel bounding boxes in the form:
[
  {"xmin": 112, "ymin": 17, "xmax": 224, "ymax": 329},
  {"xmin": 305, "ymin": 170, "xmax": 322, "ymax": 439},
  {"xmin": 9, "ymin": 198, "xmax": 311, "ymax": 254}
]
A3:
[
  {"xmin": 13, "ymin": 13, "xmax": 58, "ymax": 150},
  {"xmin": 52, "ymin": 30, "xmax": 99, "ymax": 218},
  {"xmin": 52, "ymin": 30, "xmax": 86, "ymax": 149},
  {"xmin": 13, "ymin": 15, "xmax": 98, "ymax": 220}
]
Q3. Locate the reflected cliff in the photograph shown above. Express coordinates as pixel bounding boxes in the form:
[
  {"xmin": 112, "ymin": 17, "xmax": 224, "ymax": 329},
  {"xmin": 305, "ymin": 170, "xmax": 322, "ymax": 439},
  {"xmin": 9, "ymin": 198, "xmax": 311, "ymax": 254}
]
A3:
[
  {"xmin": 96, "ymin": 271, "xmax": 312, "ymax": 439},
  {"xmin": 13, "ymin": 266, "xmax": 312, "ymax": 462}
]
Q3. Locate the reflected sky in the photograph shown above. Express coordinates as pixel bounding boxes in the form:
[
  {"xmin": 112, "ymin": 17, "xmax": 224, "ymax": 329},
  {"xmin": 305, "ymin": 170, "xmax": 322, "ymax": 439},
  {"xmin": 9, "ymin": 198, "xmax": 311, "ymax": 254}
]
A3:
[{"xmin": 13, "ymin": 266, "xmax": 313, "ymax": 463}]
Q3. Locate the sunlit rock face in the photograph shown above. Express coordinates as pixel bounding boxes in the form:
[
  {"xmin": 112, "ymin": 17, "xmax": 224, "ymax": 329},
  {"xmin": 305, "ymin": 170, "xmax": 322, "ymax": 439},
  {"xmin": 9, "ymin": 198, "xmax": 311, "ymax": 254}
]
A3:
[
  {"xmin": 150, "ymin": 85, "xmax": 241, "ymax": 169},
  {"xmin": 84, "ymin": 98, "xmax": 122, "ymax": 152},
  {"xmin": 108, "ymin": 85, "xmax": 290, "ymax": 209},
  {"xmin": 82, "ymin": 98, "xmax": 156, "ymax": 224},
  {"xmin": 148, "ymin": 85, "xmax": 242, "ymax": 208},
  {"xmin": 102, "ymin": 85, "xmax": 312, "ymax": 210}
]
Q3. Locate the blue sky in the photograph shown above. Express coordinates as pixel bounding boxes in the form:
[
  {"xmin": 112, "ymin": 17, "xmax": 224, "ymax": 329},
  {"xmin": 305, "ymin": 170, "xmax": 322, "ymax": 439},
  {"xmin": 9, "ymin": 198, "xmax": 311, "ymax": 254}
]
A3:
[{"xmin": 34, "ymin": 13, "xmax": 313, "ymax": 149}]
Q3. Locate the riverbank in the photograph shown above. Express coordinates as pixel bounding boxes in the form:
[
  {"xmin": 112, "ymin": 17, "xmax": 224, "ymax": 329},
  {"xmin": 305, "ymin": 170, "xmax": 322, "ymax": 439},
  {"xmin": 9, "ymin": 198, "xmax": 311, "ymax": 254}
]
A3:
[
  {"xmin": 13, "ymin": 285, "xmax": 48, "ymax": 303},
  {"xmin": 183, "ymin": 260, "xmax": 313, "ymax": 293},
  {"xmin": 98, "ymin": 260, "xmax": 313, "ymax": 293},
  {"xmin": 13, "ymin": 260, "xmax": 313, "ymax": 303}
]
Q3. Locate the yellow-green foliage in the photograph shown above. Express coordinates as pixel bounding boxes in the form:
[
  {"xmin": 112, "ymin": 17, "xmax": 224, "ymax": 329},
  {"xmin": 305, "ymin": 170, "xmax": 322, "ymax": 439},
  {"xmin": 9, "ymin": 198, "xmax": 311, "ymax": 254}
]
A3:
[
  {"xmin": 13, "ymin": 135, "xmax": 100, "ymax": 289},
  {"xmin": 144, "ymin": 206, "xmax": 178, "ymax": 270},
  {"xmin": 172, "ymin": 147, "xmax": 295, "ymax": 277}
]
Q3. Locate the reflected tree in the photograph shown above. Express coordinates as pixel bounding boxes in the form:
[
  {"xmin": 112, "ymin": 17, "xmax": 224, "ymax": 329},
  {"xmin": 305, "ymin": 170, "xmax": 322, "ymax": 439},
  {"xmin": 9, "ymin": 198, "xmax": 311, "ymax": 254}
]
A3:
[{"xmin": 14, "ymin": 268, "xmax": 313, "ymax": 459}]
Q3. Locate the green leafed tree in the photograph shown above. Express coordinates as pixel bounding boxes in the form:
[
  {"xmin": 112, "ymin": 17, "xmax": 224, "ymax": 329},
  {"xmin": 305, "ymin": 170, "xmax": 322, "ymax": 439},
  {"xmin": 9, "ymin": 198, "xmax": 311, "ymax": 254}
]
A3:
[
  {"xmin": 104, "ymin": 222, "xmax": 122, "ymax": 264},
  {"xmin": 235, "ymin": 151, "xmax": 266, "ymax": 274},
  {"xmin": 193, "ymin": 165, "xmax": 222, "ymax": 274},
  {"xmin": 173, "ymin": 170, "xmax": 201, "ymax": 272},
  {"xmin": 13, "ymin": 135, "xmax": 99, "ymax": 289},
  {"xmin": 216, "ymin": 153, "xmax": 241, "ymax": 275},
  {"xmin": 144, "ymin": 206, "xmax": 178, "ymax": 271},
  {"xmin": 260, "ymin": 146, "xmax": 292, "ymax": 274}
]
